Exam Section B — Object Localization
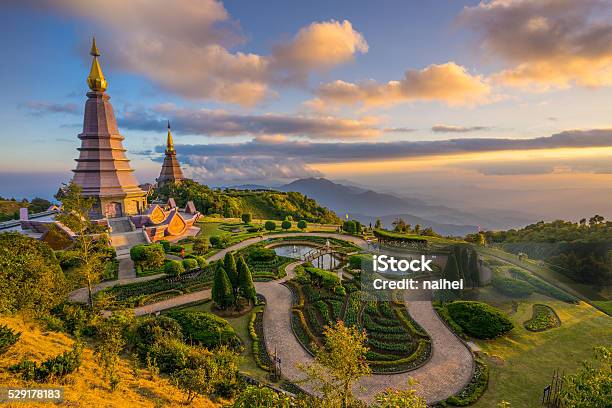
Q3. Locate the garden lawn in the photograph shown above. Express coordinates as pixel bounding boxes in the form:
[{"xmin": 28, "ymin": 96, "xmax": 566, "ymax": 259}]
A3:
[
  {"xmin": 472, "ymin": 299, "xmax": 612, "ymax": 407},
  {"xmin": 171, "ymin": 300, "xmax": 269, "ymax": 382}
]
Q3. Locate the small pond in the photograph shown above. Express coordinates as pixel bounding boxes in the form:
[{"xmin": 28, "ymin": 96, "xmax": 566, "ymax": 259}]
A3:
[{"xmin": 272, "ymin": 244, "xmax": 339, "ymax": 270}]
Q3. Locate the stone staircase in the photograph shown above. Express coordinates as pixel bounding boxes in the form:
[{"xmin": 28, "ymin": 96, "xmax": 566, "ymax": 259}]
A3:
[
  {"xmin": 109, "ymin": 217, "xmax": 133, "ymax": 234},
  {"xmin": 111, "ymin": 230, "xmax": 147, "ymax": 257}
]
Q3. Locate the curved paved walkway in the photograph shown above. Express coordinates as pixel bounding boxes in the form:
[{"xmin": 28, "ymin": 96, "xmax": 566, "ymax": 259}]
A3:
[{"xmin": 71, "ymin": 232, "xmax": 473, "ymax": 403}]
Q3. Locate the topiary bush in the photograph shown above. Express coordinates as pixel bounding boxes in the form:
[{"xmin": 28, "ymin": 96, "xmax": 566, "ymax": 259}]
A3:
[
  {"xmin": 492, "ymin": 275, "xmax": 534, "ymax": 298},
  {"xmin": 166, "ymin": 310, "xmax": 241, "ymax": 350},
  {"xmin": 447, "ymin": 301, "xmax": 513, "ymax": 339},
  {"xmin": 130, "ymin": 244, "xmax": 165, "ymax": 270},
  {"xmin": 264, "ymin": 221, "xmax": 276, "ymax": 231},
  {"xmin": 182, "ymin": 258, "xmax": 198, "ymax": 270},
  {"xmin": 159, "ymin": 240, "xmax": 171, "ymax": 252},
  {"xmin": 248, "ymin": 247, "xmax": 276, "ymax": 262},
  {"xmin": 164, "ymin": 260, "xmax": 185, "ymax": 277}
]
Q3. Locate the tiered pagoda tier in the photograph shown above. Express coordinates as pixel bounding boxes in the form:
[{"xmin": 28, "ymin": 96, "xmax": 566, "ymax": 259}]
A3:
[
  {"xmin": 157, "ymin": 121, "xmax": 185, "ymax": 186},
  {"xmin": 72, "ymin": 38, "xmax": 147, "ymax": 219}
]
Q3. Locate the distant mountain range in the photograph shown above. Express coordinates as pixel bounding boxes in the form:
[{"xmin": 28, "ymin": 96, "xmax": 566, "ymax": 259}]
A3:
[
  {"xmin": 280, "ymin": 178, "xmax": 534, "ymax": 235},
  {"xmin": 224, "ymin": 177, "xmax": 534, "ymax": 235}
]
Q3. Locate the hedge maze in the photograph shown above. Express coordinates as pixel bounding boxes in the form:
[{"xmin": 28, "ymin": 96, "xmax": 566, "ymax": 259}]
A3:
[{"xmin": 287, "ymin": 274, "xmax": 431, "ymax": 373}]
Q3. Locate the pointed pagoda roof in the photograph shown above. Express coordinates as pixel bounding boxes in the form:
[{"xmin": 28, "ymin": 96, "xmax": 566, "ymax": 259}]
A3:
[
  {"xmin": 157, "ymin": 121, "xmax": 185, "ymax": 186},
  {"xmin": 87, "ymin": 37, "xmax": 107, "ymax": 92},
  {"xmin": 72, "ymin": 38, "xmax": 146, "ymax": 215}
]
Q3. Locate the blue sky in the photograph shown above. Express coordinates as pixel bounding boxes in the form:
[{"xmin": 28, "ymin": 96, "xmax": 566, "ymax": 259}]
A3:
[{"xmin": 1, "ymin": 0, "xmax": 612, "ymax": 220}]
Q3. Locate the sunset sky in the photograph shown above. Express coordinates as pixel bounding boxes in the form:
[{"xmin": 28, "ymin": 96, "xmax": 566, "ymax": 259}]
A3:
[{"xmin": 1, "ymin": 0, "xmax": 612, "ymax": 221}]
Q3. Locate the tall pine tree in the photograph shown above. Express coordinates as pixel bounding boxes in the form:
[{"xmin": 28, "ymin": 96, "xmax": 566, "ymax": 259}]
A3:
[
  {"xmin": 237, "ymin": 256, "xmax": 256, "ymax": 304},
  {"xmin": 212, "ymin": 263, "xmax": 234, "ymax": 309},
  {"xmin": 224, "ymin": 252, "xmax": 238, "ymax": 296}
]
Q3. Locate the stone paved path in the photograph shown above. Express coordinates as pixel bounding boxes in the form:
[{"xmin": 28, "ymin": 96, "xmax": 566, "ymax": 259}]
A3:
[
  {"xmin": 117, "ymin": 256, "xmax": 136, "ymax": 279},
  {"xmin": 70, "ymin": 232, "xmax": 473, "ymax": 403}
]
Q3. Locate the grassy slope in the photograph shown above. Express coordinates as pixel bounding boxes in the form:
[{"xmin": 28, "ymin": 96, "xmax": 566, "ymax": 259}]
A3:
[
  {"xmin": 0, "ymin": 315, "xmax": 218, "ymax": 408},
  {"xmin": 0, "ymin": 200, "xmax": 20, "ymax": 220},
  {"xmin": 471, "ymin": 295, "xmax": 612, "ymax": 407}
]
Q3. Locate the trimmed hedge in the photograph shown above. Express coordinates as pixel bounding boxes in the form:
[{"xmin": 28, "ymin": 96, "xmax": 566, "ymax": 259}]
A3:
[
  {"xmin": 182, "ymin": 258, "xmax": 198, "ymax": 270},
  {"xmin": 249, "ymin": 311, "xmax": 271, "ymax": 371},
  {"xmin": 492, "ymin": 275, "xmax": 534, "ymax": 298},
  {"xmin": 164, "ymin": 260, "xmax": 185, "ymax": 276},
  {"xmin": 509, "ymin": 267, "xmax": 577, "ymax": 303},
  {"xmin": 0, "ymin": 325, "xmax": 21, "ymax": 354},
  {"xmin": 166, "ymin": 310, "xmax": 241, "ymax": 350},
  {"xmin": 447, "ymin": 301, "xmax": 513, "ymax": 339}
]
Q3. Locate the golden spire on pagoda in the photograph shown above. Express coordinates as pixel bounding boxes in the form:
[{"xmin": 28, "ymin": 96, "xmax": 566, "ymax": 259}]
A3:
[
  {"xmin": 87, "ymin": 37, "xmax": 107, "ymax": 92},
  {"xmin": 166, "ymin": 120, "xmax": 175, "ymax": 152}
]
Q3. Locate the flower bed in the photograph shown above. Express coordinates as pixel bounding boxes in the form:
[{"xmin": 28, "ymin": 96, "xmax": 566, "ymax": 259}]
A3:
[
  {"xmin": 99, "ymin": 264, "xmax": 215, "ymax": 307},
  {"xmin": 524, "ymin": 304, "xmax": 561, "ymax": 332},
  {"xmin": 250, "ymin": 310, "xmax": 272, "ymax": 371},
  {"xmin": 289, "ymin": 278, "xmax": 432, "ymax": 373}
]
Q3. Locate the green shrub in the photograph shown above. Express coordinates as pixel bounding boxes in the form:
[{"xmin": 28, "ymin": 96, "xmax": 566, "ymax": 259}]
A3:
[
  {"xmin": 170, "ymin": 244, "xmax": 184, "ymax": 253},
  {"xmin": 264, "ymin": 221, "xmax": 276, "ymax": 231},
  {"xmin": 297, "ymin": 220, "xmax": 307, "ymax": 230},
  {"xmin": 182, "ymin": 258, "xmax": 198, "ymax": 270},
  {"xmin": 492, "ymin": 275, "xmax": 534, "ymax": 298},
  {"xmin": 166, "ymin": 310, "xmax": 241, "ymax": 350},
  {"xmin": 447, "ymin": 301, "xmax": 513, "ymax": 339},
  {"xmin": 281, "ymin": 220, "xmax": 292, "ymax": 230},
  {"xmin": 10, "ymin": 342, "xmax": 82, "ymax": 382},
  {"xmin": 246, "ymin": 227, "xmax": 262, "ymax": 233},
  {"xmin": 248, "ymin": 247, "xmax": 276, "ymax": 262},
  {"xmin": 164, "ymin": 260, "xmax": 185, "ymax": 277},
  {"xmin": 147, "ymin": 336, "xmax": 191, "ymax": 374},
  {"xmin": 130, "ymin": 244, "xmax": 165, "ymax": 269},
  {"xmin": 304, "ymin": 266, "xmax": 341, "ymax": 289},
  {"xmin": 0, "ymin": 325, "xmax": 21, "ymax": 354},
  {"xmin": 209, "ymin": 235, "xmax": 229, "ymax": 248},
  {"xmin": 193, "ymin": 256, "xmax": 207, "ymax": 269},
  {"xmin": 159, "ymin": 240, "xmax": 171, "ymax": 252},
  {"xmin": 133, "ymin": 316, "xmax": 183, "ymax": 354},
  {"xmin": 348, "ymin": 254, "xmax": 373, "ymax": 271},
  {"xmin": 241, "ymin": 213, "xmax": 252, "ymax": 224},
  {"xmin": 51, "ymin": 303, "xmax": 95, "ymax": 336},
  {"xmin": 56, "ymin": 250, "xmax": 81, "ymax": 269}
]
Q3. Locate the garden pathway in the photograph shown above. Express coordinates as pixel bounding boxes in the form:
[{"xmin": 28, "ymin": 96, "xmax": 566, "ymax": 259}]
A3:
[{"xmin": 70, "ymin": 232, "xmax": 474, "ymax": 403}]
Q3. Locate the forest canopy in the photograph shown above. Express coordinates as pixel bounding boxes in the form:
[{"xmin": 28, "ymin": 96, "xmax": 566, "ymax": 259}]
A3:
[{"xmin": 154, "ymin": 180, "xmax": 340, "ymax": 224}]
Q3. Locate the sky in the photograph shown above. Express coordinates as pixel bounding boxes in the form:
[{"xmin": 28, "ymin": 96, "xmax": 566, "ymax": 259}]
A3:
[{"xmin": 1, "ymin": 0, "xmax": 612, "ymax": 222}]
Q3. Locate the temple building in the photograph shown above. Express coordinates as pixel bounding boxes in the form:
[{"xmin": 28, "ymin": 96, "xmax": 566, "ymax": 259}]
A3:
[
  {"xmin": 1, "ymin": 38, "xmax": 201, "ymax": 247},
  {"xmin": 72, "ymin": 38, "xmax": 147, "ymax": 219},
  {"xmin": 157, "ymin": 121, "xmax": 186, "ymax": 187}
]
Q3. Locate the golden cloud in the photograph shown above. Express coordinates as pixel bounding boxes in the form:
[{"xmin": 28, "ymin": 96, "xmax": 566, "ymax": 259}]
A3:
[
  {"xmin": 313, "ymin": 62, "xmax": 491, "ymax": 107},
  {"xmin": 460, "ymin": 0, "xmax": 612, "ymax": 90},
  {"xmin": 27, "ymin": 0, "xmax": 368, "ymax": 106},
  {"xmin": 272, "ymin": 20, "xmax": 368, "ymax": 72}
]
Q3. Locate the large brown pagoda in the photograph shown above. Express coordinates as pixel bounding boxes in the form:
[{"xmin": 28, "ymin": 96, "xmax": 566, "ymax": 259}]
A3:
[
  {"xmin": 72, "ymin": 38, "xmax": 147, "ymax": 219},
  {"xmin": 157, "ymin": 121, "xmax": 185, "ymax": 187}
]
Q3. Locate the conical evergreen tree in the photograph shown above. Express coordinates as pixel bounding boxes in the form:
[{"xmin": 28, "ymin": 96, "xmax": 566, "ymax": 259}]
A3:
[
  {"xmin": 441, "ymin": 253, "xmax": 462, "ymax": 301},
  {"xmin": 237, "ymin": 256, "xmax": 256, "ymax": 304},
  {"xmin": 212, "ymin": 263, "xmax": 234, "ymax": 309},
  {"xmin": 224, "ymin": 252, "xmax": 239, "ymax": 296}
]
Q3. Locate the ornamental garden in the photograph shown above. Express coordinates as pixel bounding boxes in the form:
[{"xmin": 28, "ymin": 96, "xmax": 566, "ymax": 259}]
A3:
[{"xmin": 0, "ymin": 206, "xmax": 610, "ymax": 407}]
